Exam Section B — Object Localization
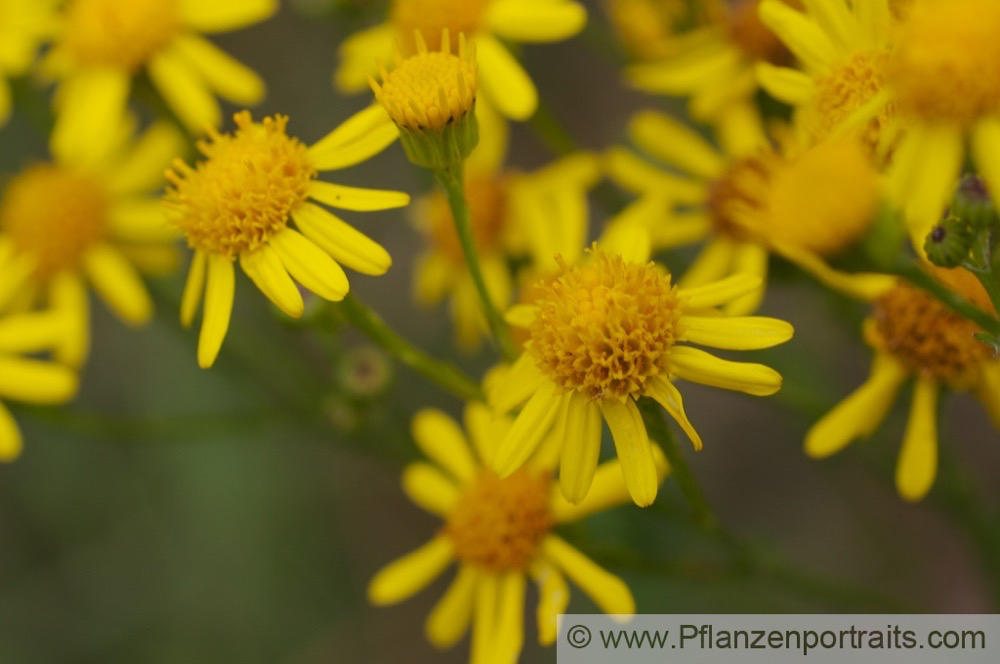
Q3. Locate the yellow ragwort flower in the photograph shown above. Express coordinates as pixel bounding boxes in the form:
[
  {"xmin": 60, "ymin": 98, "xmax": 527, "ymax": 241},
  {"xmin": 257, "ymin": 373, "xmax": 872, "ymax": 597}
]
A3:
[
  {"xmin": 369, "ymin": 405, "xmax": 658, "ymax": 662},
  {"xmin": 0, "ymin": 0, "xmax": 58, "ymax": 125},
  {"xmin": 603, "ymin": 0, "xmax": 699, "ymax": 61},
  {"xmin": 164, "ymin": 109, "xmax": 408, "ymax": 369},
  {"xmin": 606, "ymin": 107, "xmax": 891, "ymax": 314},
  {"xmin": 0, "ymin": 308, "xmax": 78, "ymax": 461},
  {"xmin": 44, "ymin": 0, "xmax": 276, "ymax": 160},
  {"xmin": 0, "ymin": 121, "xmax": 186, "ymax": 367},
  {"xmin": 413, "ymin": 152, "xmax": 600, "ymax": 349},
  {"xmin": 489, "ymin": 244, "xmax": 793, "ymax": 507},
  {"xmin": 807, "ymin": 266, "xmax": 1000, "ymax": 501}
]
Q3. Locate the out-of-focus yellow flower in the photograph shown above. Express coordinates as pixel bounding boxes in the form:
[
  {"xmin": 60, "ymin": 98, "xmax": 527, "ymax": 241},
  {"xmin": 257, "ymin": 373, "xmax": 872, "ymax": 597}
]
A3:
[
  {"xmin": 0, "ymin": 309, "xmax": 78, "ymax": 461},
  {"xmin": 43, "ymin": 0, "xmax": 277, "ymax": 160},
  {"xmin": 0, "ymin": 120, "xmax": 186, "ymax": 367},
  {"xmin": 807, "ymin": 266, "xmax": 1000, "ymax": 502},
  {"xmin": 602, "ymin": 0, "xmax": 698, "ymax": 61},
  {"xmin": 369, "ymin": 405, "xmax": 653, "ymax": 662},
  {"xmin": 413, "ymin": 152, "xmax": 599, "ymax": 350},
  {"xmin": 488, "ymin": 243, "xmax": 793, "ymax": 507},
  {"xmin": 625, "ymin": 0, "xmax": 795, "ymax": 123},
  {"xmin": 0, "ymin": 0, "xmax": 58, "ymax": 125},
  {"xmin": 755, "ymin": 0, "xmax": 896, "ymax": 152},
  {"xmin": 164, "ymin": 109, "xmax": 408, "ymax": 369},
  {"xmin": 606, "ymin": 106, "xmax": 890, "ymax": 314}
]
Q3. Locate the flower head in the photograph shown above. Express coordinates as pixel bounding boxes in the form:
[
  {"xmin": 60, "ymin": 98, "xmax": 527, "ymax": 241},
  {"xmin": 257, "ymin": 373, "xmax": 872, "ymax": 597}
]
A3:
[
  {"xmin": 164, "ymin": 108, "xmax": 408, "ymax": 368},
  {"xmin": 806, "ymin": 266, "xmax": 1000, "ymax": 501},
  {"xmin": 0, "ymin": 0, "xmax": 57, "ymax": 125},
  {"xmin": 368, "ymin": 405, "xmax": 653, "ymax": 659},
  {"xmin": 489, "ymin": 246, "xmax": 793, "ymax": 506}
]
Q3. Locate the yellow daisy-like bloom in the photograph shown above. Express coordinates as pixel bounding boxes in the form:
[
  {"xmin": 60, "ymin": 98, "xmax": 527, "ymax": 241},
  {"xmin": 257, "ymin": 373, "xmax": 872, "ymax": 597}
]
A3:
[
  {"xmin": 44, "ymin": 0, "xmax": 276, "ymax": 161},
  {"xmin": 369, "ymin": 405, "xmax": 661, "ymax": 662},
  {"xmin": 336, "ymin": 0, "xmax": 587, "ymax": 122},
  {"xmin": 755, "ymin": 0, "xmax": 896, "ymax": 151},
  {"xmin": 807, "ymin": 267, "xmax": 1000, "ymax": 502},
  {"xmin": 164, "ymin": 109, "xmax": 408, "ymax": 369},
  {"xmin": 413, "ymin": 152, "xmax": 600, "ymax": 350},
  {"xmin": 625, "ymin": 0, "xmax": 795, "ymax": 122},
  {"xmin": 606, "ymin": 106, "xmax": 890, "ymax": 314},
  {"xmin": 488, "ymin": 245, "xmax": 793, "ymax": 507},
  {"xmin": 0, "ymin": 308, "xmax": 79, "ymax": 461},
  {"xmin": 0, "ymin": 121, "xmax": 186, "ymax": 367},
  {"xmin": 0, "ymin": 0, "xmax": 58, "ymax": 125}
]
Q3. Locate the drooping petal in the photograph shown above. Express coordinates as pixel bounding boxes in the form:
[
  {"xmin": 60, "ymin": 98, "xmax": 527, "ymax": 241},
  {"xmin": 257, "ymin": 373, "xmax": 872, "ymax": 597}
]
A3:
[
  {"xmin": 755, "ymin": 63, "xmax": 815, "ymax": 105},
  {"xmin": 485, "ymin": 353, "xmax": 548, "ymax": 414},
  {"xmin": 181, "ymin": 251, "xmax": 207, "ymax": 328},
  {"xmin": 308, "ymin": 181, "xmax": 409, "ymax": 212},
  {"xmin": 486, "ymin": 0, "xmax": 587, "ymax": 42},
  {"xmin": 493, "ymin": 571, "xmax": 526, "ymax": 664},
  {"xmin": 805, "ymin": 353, "xmax": 907, "ymax": 457},
  {"xmin": 679, "ymin": 315, "xmax": 794, "ymax": 350},
  {"xmin": 49, "ymin": 272, "xmax": 89, "ymax": 368},
  {"xmin": 239, "ymin": 243, "xmax": 304, "ymax": 318},
  {"xmin": 542, "ymin": 535, "xmax": 635, "ymax": 614},
  {"xmin": 758, "ymin": 0, "xmax": 835, "ymax": 72},
  {"xmin": 645, "ymin": 376, "xmax": 703, "ymax": 450},
  {"xmin": 552, "ymin": 446, "xmax": 668, "ymax": 524},
  {"xmin": 477, "ymin": 35, "xmax": 538, "ymax": 120},
  {"xmin": 268, "ymin": 226, "xmax": 350, "ymax": 301},
  {"xmin": 895, "ymin": 377, "xmax": 938, "ymax": 502},
  {"xmin": 470, "ymin": 573, "xmax": 499, "ymax": 664},
  {"xmin": 464, "ymin": 401, "xmax": 512, "ymax": 466},
  {"xmin": 0, "ymin": 401, "xmax": 23, "ymax": 462},
  {"xmin": 492, "ymin": 380, "xmax": 562, "ymax": 477},
  {"xmin": 425, "ymin": 566, "xmax": 477, "ymax": 648},
  {"xmin": 411, "ymin": 409, "xmax": 478, "ymax": 482},
  {"xmin": 291, "ymin": 202, "xmax": 391, "ymax": 276},
  {"xmin": 402, "ymin": 462, "xmax": 461, "ymax": 517},
  {"xmin": 170, "ymin": 33, "xmax": 264, "ymax": 104},
  {"xmin": 670, "ymin": 346, "xmax": 783, "ymax": 396},
  {"xmin": 147, "ymin": 50, "xmax": 221, "ymax": 133},
  {"xmin": 307, "ymin": 105, "xmax": 398, "ymax": 171},
  {"xmin": 197, "ymin": 254, "xmax": 235, "ymax": 369},
  {"xmin": 600, "ymin": 398, "xmax": 659, "ymax": 506},
  {"xmin": 368, "ymin": 536, "xmax": 455, "ymax": 606},
  {"xmin": 51, "ymin": 68, "xmax": 130, "ymax": 167},
  {"xmin": 529, "ymin": 560, "xmax": 569, "ymax": 646},
  {"xmin": 83, "ymin": 244, "xmax": 153, "ymax": 326},
  {"xmin": 557, "ymin": 391, "xmax": 603, "ymax": 504},
  {"xmin": 679, "ymin": 273, "xmax": 763, "ymax": 309},
  {"xmin": 773, "ymin": 240, "xmax": 895, "ymax": 301},
  {"xmin": 0, "ymin": 355, "xmax": 78, "ymax": 404}
]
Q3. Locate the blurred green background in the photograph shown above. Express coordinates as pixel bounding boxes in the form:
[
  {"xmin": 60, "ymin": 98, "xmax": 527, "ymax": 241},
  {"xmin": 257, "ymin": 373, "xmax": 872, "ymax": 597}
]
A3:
[{"xmin": 2, "ymin": 1, "xmax": 999, "ymax": 662}]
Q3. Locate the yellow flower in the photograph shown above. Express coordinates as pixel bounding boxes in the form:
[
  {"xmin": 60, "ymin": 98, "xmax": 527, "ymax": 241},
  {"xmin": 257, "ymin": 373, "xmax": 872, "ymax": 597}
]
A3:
[
  {"xmin": 0, "ymin": 120, "xmax": 186, "ymax": 367},
  {"xmin": 602, "ymin": 0, "xmax": 698, "ymax": 61},
  {"xmin": 44, "ymin": 0, "xmax": 276, "ymax": 160},
  {"xmin": 625, "ymin": 0, "xmax": 794, "ymax": 123},
  {"xmin": 164, "ymin": 109, "xmax": 408, "ymax": 369},
  {"xmin": 606, "ymin": 106, "xmax": 891, "ymax": 314},
  {"xmin": 489, "ymin": 245, "xmax": 793, "ymax": 507},
  {"xmin": 413, "ymin": 152, "xmax": 600, "ymax": 350},
  {"xmin": 755, "ymin": 0, "xmax": 896, "ymax": 151},
  {"xmin": 0, "ymin": 308, "xmax": 78, "ymax": 461},
  {"xmin": 807, "ymin": 266, "xmax": 1000, "ymax": 501},
  {"xmin": 369, "ymin": 405, "xmax": 657, "ymax": 661},
  {"xmin": 0, "ymin": 0, "xmax": 58, "ymax": 125},
  {"xmin": 336, "ymin": 0, "xmax": 587, "ymax": 121}
]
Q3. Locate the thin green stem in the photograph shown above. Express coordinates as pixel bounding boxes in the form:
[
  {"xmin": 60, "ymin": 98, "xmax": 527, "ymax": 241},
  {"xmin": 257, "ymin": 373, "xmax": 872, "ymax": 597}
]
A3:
[
  {"xmin": 432, "ymin": 165, "xmax": 517, "ymax": 360},
  {"xmin": 893, "ymin": 259, "xmax": 1000, "ymax": 335},
  {"xmin": 337, "ymin": 294, "xmax": 484, "ymax": 402}
]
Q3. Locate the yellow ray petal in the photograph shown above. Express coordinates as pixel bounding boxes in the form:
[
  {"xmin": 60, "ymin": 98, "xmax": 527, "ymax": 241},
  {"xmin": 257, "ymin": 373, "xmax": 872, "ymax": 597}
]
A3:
[
  {"xmin": 308, "ymin": 181, "xmax": 409, "ymax": 212},
  {"xmin": 758, "ymin": 0, "xmax": 835, "ymax": 72},
  {"xmin": 600, "ymin": 398, "xmax": 658, "ymax": 506},
  {"xmin": 0, "ymin": 311, "xmax": 70, "ymax": 354},
  {"xmin": 83, "ymin": 244, "xmax": 153, "ymax": 326},
  {"xmin": 493, "ymin": 571, "xmax": 526, "ymax": 664},
  {"xmin": 107, "ymin": 199, "xmax": 177, "ymax": 242},
  {"xmin": 0, "ymin": 355, "xmax": 78, "ymax": 404},
  {"xmin": 679, "ymin": 315, "xmax": 793, "ymax": 350},
  {"xmin": 477, "ymin": 34, "xmax": 537, "ymax": 120},
  {"xmin": 412, "ymin": 408, "xmax": 478, "ymax": 482},
  {"xmin": 464, "ymin": 402, "xmax": 512, "ymax": 466},
  {"xmin": 239, "ymin": 243, "xmax": 304, "ymax": 318},
  {"xmin": 0, "ymin": 242, "xmax": 34, "ymax": 312},
  {"xmin": 413, "ymin": 252, "xmax": 453, "ymax": 305},
  {"xmin": 51, "ymin": 68, "xmax": 129, "ymax": 167},
  {"xmin": 269, "ymin": 227, "xmax": 350, "ymax": 301},
  {"xmin": 147, "ymin": 50, "xmax": 221, "ymax": 133},
  {"xmin": 628, "ymin": 110, "xmax": 724, "ymax": 179},
  {"xmin": 106, "ymin": 122, "xmax": 187, "ymax": 195},
  {"xmin": 855, "ymin": 0, "xmax": 891, "ymax": 46},
  {"xmin": 724, "ymin": 242, "xmax": 769, "ymax": 315},
  {"xmin": 49, "ymin": 272, "xmax": 89, "ymax": 368},
  {"xmin": 678, "ymin": 238, "xmax": 737, "ymax": 289},
  {"xmin": 627, "ymin": 46, "xmax": 741, "ymax": 96},
  {"xmin": 504, "ymin": 304, "xmax": 538, "ymax": 328},
  {"xmin": 896, "ymin": 377, "xmax": 938, "ymax": 502},
  {"xmin": 170, "ymin": 34, "xmax": 264, "ymax": 104},
  {"xmin": 773, "ymin": 240, "xmax": 895, "ymax": 301},
  {"xmin": 557, "ymin": 390, "xmax": 603, "ymax": 504},
  {"xmin": 425, "ymin": 566, "xmax": 476, "ymax": 648},
  {"xmin": 598, "ymin": 215, "xmax": 652, "ymax": 264},
  {"xmin": 307, "ymin": 105, "xmax": 398, "ymax": 171},
  {"xmin": 291, "ymin": 202, "xmax": 391, "ymax": 276},
  {"xmin": 486, "ymin": 0, "xmax": 587, "ymax": 42},
  {"xmin": 492, "ymin": 380, "xmax": 561, "ymax": 476},
  {"xmin": 181, "ymin": 251, "xmax": 207, "ymax": 328},
  {"xmin": 805, "ymin": 352, "xmax": 907, "ymax": 457},
  {"xmin": 0, "ymin": 401, "xmax": 23, "ymax": 462},
  {"xmin": 552, "ymin": 446, "xmax": 669, "ymax": 523},
  {"xmin": 603, "ymin": 147, "xmax": 707, "ymax": 202},
  {"xmin": 178, "ymin": 0, "xmax": 276, "ymax": 32},
  {"xmin": 542, "ymin": 535, "xmax": 635, "ymax": 614},
  {"xmin": 471, "ymin": 573, "xmax": 499, "ymax": 664},
  {"xmin": 801, "ymin": 0, "xmax": 857, "ymax": 51},
  {"xmin": 402, "ymin": 462, "xmax": 461, "ymax": 517},
  {"xmin": 755, "ymin": 62, "xmax": 815, "ymax": 105},
  {"xmin": 645, "ymin": 376, "xmax": 703, "ymax": 450},
  {"xmin": 368, "ymin": 536, "xmax": 455, "ymax": 606},
  {"xmin": 679, "ymin": 273, "xmax": 764, "ymax": 309},
  {"xmin": 670, "ymin": 346, "xmax": 783, "ymax": 396},
  {"xmin": 197, "ymin": 254, "xmax": 235, "ymax": 369},
  {"xmin": 335, "ymin": 24, "xmax": 396, "ymax": 93},
  {"xmin": 529, "ymin": 560, "xmax": 569, "ymax": 646},
  {"xmin": 485, "ymin": 353, "xmax": 547, "ymax": 414}
]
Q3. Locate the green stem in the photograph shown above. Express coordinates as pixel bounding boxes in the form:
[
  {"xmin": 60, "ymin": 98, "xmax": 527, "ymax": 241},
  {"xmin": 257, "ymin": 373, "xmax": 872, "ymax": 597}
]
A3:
[
  {"xmin": 432, "ymin": 165, "xmax": 517, "ymax": 360},
  {"xmin": 893, "ymin": 259, "xmax": 1000, "ymax": 335},
  {"xmin": 337, "ymin": 294, "xmax": 484, "ymax": 402}
]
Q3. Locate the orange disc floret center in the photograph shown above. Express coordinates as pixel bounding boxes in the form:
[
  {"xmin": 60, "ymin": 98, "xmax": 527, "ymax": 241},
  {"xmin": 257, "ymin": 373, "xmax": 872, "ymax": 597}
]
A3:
[
  {"xmin": 164, "ymin": 112, "xmax": 316, "ymax": 258},
  {"xmin": 427, "ymin": 175, "xmax": 507, "ymax": 263},
  {"xmin": 0, "ymin": 164, "xmax": 108, "ymax": 280},
  {"xmin": 528, "ymin": 251, "xmax": 680, "ymax": 400},
  {"xmin": 869, "ymin": 280, "xmax": 995, "ymax": 387},
  {"xmin": 444, "ymin": 468, "xmax": 551, "ymax": 571},
  {"xmin": 707, "ymin": 154, "xmax": 775, "ymax": 240},
  {"xmin": 392, "ymin": 0, "xmax": 490, "ymax": 52},
  {"xmin": 808, "ymin": 51, "xmax": 890, "ymax": 148},
  {"xmin": 374, "ymin": 51, "xmax": 477, "ymax": 131},
  {"xmin": 63, "ymin": 0, "xmax": 181, "ymax": 71},
  {"xmin": 887, "ymin": 0, "xmax": 1000, "ymax": 124}
]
